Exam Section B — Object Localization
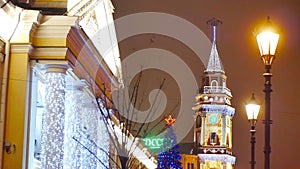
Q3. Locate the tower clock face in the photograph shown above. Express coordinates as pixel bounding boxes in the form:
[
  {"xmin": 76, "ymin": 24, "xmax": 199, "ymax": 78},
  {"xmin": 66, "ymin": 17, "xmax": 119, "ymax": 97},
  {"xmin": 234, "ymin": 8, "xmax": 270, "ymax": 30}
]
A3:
[{"xmin": 209, "ymin": 114, "xmax": 218, "ymax": 124}]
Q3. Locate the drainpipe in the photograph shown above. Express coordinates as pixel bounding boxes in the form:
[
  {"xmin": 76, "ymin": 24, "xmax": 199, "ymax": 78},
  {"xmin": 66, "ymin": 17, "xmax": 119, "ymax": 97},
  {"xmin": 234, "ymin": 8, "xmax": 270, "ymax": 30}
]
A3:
[{"xmin": 0, "ymin": 39, "xmax": 10, "ymax": 169}]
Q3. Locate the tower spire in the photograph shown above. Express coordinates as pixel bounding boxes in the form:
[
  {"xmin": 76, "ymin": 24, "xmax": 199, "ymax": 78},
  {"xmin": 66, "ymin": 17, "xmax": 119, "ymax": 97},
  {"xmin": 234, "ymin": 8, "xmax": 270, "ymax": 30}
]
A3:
[
  {"xmin": 207, "ymin": 18, "xmax": 222, "ymax": 42},
  {"xmin": 205, "ymin": 18, "xmax": 224, "ymax": 73},
  {"xmin": 191, "ymin": 18, "xmax": 236, "ymax": 168}
]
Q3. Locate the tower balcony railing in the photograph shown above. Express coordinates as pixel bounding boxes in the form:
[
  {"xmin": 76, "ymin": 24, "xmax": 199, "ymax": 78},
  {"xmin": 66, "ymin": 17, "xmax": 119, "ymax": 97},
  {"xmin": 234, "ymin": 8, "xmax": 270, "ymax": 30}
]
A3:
[
  {"xmin": 202, "ymin": 86, "xmax": 232, "ymax": 97},
  {"xmin": 198, "ymin": 146, "xmax": 233, "ymax": 155}
]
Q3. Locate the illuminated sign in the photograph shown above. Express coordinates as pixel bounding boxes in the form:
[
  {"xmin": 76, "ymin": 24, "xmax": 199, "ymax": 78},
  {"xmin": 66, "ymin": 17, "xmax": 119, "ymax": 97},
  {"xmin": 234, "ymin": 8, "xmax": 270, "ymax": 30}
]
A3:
[{"xmin": 143, "ymin": 138, "xmax": 164, "ymax": 149}]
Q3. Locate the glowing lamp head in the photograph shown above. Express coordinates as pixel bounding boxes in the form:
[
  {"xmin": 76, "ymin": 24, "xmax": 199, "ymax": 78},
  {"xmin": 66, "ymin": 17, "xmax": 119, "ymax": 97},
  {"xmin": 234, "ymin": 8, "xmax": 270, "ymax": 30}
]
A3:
[
  {"xmin": 256, "ymin": 17, "xmax": 280, "ymax": 66},
  {"xmin": 256, "ymin": 31, "xmax": 279, "ymax": 56},
  {"xmin": 246, "ymin": 93, "xmax": 260, "ymax": 126}
]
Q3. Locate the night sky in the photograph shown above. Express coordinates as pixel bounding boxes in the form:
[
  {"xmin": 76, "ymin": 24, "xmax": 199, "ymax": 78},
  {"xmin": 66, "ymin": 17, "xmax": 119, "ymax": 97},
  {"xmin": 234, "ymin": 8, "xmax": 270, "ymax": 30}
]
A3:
[{"xmin": 110, "ymin": 1, "xmax": 300, "ymax": 168}]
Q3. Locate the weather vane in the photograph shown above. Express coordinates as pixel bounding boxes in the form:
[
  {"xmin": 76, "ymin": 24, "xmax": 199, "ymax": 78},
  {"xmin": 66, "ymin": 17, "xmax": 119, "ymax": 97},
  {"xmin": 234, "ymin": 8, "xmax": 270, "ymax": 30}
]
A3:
[
  {"xmin": 207, "ymin": 18, "xmax": 222, "ymax": 42},
  {"xmin": 164, "ymin": 114, "xmax": 176, "ymax": 126}
]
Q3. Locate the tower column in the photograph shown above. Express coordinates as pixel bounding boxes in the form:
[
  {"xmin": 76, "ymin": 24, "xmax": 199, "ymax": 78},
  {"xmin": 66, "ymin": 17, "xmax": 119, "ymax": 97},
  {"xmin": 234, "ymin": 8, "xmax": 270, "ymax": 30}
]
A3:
[
  {"xmin": 221, "ymin": 114, "xmax": 226, "ymax": 146},
  {"xmin": 40, "ymin": 64, "xmax": 68, "ymax": 168},
  {"xmin": 201, "ymin": 114, "xmax": 206, "ymax": 145}
]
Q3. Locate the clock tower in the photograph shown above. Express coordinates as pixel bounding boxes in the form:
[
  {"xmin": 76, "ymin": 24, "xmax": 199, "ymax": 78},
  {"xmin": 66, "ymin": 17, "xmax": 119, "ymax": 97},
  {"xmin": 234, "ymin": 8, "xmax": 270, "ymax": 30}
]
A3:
[{"xmin": 192, "ymin": 19, "xmax": 236, "ymax": 169}]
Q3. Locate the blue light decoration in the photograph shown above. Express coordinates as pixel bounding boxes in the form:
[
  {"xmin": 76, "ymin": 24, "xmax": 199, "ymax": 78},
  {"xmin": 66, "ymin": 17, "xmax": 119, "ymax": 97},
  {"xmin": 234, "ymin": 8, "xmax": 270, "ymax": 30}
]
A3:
[{"xmin": 157, "ymin": 115, "xmax": 183, "ymax": 169}]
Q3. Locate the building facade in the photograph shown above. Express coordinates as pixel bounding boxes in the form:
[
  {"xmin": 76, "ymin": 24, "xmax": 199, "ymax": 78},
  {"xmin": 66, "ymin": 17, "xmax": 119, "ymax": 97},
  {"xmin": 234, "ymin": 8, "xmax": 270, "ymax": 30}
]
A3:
[
  {"xmin": 0, "ymin": 0, "xmax": 155, "ymax": 168},
  {"xmin": 191, "ymin": 20, "xmax": 236, "ymax": 169}
]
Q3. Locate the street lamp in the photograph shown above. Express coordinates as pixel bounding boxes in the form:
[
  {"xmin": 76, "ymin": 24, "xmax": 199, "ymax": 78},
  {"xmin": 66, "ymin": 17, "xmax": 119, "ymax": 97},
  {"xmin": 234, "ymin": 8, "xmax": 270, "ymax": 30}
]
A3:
[
  {"xmin": 246, "ymin": 93, "xmax": 260, "ymax": 169},
  {"xmin": 255, "ymin": 16, "xmax": 280, "ymax": 169}
]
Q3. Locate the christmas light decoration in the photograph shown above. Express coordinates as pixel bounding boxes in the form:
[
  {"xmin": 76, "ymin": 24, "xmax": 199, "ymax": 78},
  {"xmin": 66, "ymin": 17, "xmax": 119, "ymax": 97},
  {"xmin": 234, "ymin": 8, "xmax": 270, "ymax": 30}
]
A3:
[
  {"xmin": 38, "ymin": 72, "xmax": 110, "ymax": 168},
  {"xmin": 164, "ymin": 115, "xmax": 176, "ymax": 126},
  {"xmin": 143, "ymin": 137, "xmax": 164, "ymax": 149},
  {"xmin": 199, "ymin": 104, "xmax": 235, "ymax": 116},
  {"xmin": 157, "ymin": 115, "xmax": 182, "ymax": 169},
  {"xmin": 40, "ymin": 72, "xmax": 66, "ymax": 168},
  {"xmin": 198, "ymin": 154, "xmax": 236, "ymax": 164},
  {"xmin": 64, "ymin": 88, "xmax": 87, "ymax": 168},
  {"xmin": 64, "ymin": 79, "xmax": 110, "ymax": 168}
]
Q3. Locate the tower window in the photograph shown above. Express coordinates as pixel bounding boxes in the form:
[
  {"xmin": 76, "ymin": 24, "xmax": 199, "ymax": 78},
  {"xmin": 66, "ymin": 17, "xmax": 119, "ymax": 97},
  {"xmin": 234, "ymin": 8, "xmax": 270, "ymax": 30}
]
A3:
[
  {"xmin": 211, "ymin": 132, "xmax": 217, "ymax": 145},
  {"xmin": 211, "ymin": 80, "xmax": 218, "ymax": 87},
  {"xmin": 196, "ymin": 115, "xmax": 202, "ymax": 128},
  {"xmin": 187, "ymin": 163, "xmax": 194, "ymax": 169}
]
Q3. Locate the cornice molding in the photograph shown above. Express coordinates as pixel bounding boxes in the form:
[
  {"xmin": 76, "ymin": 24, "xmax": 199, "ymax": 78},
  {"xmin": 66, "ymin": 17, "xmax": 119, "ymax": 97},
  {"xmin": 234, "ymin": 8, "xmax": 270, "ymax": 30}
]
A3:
[
  {"xmin": 30, "ymin": 14, "xmax": 77, "ymax": 45},
  {"xmin": 67, "ymin": 27, "xmax": 118, "ymax": 88},
  {"xmin": 10, "ymin": 43, "xmax": 30, "ymax": 53},
  {"xmin": 44, "ymin": 64, "xmax": 68, "ymax": 73},
  {"xmin": 31, "ymin": 60, "xmax": 69, "ymax": 83},
  {"xmin": 31, "ymin": 23, "xmax": 72, "ymax": 38},
  {"xmin": 67, "ymin": 0, "xmax": 94, "ymax": 17},
  {"xmin": 66, "ymin": 26, "xmax": 118, "ymax": 100},
  {"xmin": 67, "ymin": 0, "xmax": 114, "ymax": 17},
  {"xmin": 33, "ymin": 60, "xmax": 69, "ymax": 73},
  {"xmin": 28, "ymin": 46, "xmax": 67, "ymax": 60},
  {"xmin": 37, "ymin": 14, "xmax": 77, "ymax": 26}
]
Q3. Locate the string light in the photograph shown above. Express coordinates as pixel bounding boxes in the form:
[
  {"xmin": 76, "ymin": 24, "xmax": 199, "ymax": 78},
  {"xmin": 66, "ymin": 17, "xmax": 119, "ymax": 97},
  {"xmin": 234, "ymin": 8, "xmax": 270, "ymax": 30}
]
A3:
[
  {"xmin": 39, "ymin": 72, "xmax": 110, "ymax": 168},
  {"xmin": 40, "ymin": 72, "xmax": 66, "ymax": 168},
  {"xmin": 157, "ymin": 124, "xmax": 182, "ymax": 169}
]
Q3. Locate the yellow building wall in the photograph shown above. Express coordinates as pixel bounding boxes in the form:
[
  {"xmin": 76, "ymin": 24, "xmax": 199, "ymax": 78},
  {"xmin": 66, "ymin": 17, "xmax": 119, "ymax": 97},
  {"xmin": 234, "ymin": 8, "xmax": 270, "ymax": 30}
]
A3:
[
  {"xmin": 201, "ymin": 161, "xmax": 234, "ymax": 169},
  {"xmin": 181, "ymin": 154, "xmax": 199, "ymax": 169},
  {"xmin": 2, "ymin": 44, "xmax": 30, "ymax": 169}
]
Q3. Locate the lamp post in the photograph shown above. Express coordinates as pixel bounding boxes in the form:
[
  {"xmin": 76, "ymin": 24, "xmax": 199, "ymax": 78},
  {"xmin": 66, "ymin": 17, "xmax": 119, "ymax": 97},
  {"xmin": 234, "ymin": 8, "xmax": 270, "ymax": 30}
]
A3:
[
  {"xmin": 255, "ymin": 16, "xmax": 280, "ymax": 169},
  {"xmin": 246, "ymin": 93, "xmax": 260, "ymax": 169}
]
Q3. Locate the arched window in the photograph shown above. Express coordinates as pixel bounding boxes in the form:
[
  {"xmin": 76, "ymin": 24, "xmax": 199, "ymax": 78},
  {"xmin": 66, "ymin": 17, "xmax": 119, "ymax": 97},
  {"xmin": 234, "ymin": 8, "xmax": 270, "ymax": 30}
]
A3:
[
  {"xmin": 196, "ymin": 115, "xmax": 202, "ymax": 128},
  {"xmin": 211, "ymin": 132, "xmax": 217, "ymax": 143},
  {"xmin": 211, "ymin": 80, "xmax": 218, "ymax": 87}
]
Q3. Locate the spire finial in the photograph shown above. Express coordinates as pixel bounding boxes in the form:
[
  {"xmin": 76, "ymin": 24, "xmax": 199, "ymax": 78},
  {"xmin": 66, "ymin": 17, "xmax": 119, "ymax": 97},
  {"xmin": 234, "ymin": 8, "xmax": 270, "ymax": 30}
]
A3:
[
  {"xmin": 207, "ymin": 18, "xmax": 222, "ymax": 42},
  {"xmin": 205, "ymin": 18, "xmax": 224, "ymax": 73}
]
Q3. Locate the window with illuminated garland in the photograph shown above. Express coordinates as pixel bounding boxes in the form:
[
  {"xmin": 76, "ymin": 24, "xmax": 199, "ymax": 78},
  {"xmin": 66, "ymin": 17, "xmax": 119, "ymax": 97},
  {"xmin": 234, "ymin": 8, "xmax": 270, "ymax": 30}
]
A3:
[{"xmin": 28, "ymin": 67, "xmax": 110, "ymax": 169}]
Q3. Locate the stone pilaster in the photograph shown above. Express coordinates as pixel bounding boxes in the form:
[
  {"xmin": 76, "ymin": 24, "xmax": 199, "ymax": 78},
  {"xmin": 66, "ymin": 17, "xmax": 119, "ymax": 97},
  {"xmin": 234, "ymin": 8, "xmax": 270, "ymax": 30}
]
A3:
[
  {"xmin": 201, "ymin": 114, "xmax": 206, "ymax": 146},
  {"xmin": 221, "ymin": 114, "xmax": 226, "ymax": 146}
]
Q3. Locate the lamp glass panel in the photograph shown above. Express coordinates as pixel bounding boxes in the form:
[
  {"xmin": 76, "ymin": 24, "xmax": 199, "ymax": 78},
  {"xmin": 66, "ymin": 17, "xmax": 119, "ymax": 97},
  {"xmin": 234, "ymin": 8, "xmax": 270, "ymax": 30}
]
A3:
[
  {"xmin": 246, "ymin": 103, "xmax": 260, "ymax": 120},
  {"xmin": 256, "ymin": 31, "xmax": 279, "ymax": 56}
]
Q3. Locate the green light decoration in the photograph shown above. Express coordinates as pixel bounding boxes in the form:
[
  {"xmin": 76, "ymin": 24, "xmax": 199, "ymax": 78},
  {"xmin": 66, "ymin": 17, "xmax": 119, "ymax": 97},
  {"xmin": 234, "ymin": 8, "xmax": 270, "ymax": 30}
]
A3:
[
  {"xmin": 143, "ymin": 138, "xmax": 164, "ymax": 149},
  {"xmin": 142, "ymin": 114, "xmax": 176, "ymax": 149}
]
